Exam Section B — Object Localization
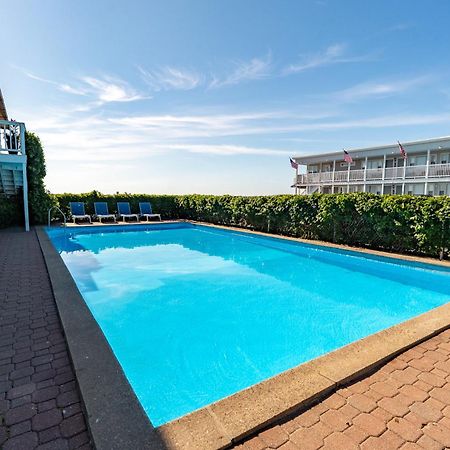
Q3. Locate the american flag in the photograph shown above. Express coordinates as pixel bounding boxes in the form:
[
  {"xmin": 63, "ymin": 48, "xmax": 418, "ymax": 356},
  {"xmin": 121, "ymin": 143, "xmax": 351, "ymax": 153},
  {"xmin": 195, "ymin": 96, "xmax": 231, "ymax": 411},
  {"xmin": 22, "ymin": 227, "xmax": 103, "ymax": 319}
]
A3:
[
  {"xmin": 290, "ymin": 157, "xmax": 299, "ymax": 169},
  {"xmin": 343, "ymin": 149, "xmax": 353, "ymax": 164},
  {"xmin": 398, "ymin": 141, "xmax": 407, "ymax": 159}
]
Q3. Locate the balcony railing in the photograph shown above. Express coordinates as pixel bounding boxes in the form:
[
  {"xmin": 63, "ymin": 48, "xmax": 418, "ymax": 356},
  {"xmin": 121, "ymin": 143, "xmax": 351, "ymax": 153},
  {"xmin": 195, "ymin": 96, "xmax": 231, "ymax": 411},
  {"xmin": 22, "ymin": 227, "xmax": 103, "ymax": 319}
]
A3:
[
  {"xmin": 296, "ymin": 163, "xmax": 450, "ymax": 185},
  {"xmin": 0, "ymin": 120, "xmax": 26, "ymax": 156}
]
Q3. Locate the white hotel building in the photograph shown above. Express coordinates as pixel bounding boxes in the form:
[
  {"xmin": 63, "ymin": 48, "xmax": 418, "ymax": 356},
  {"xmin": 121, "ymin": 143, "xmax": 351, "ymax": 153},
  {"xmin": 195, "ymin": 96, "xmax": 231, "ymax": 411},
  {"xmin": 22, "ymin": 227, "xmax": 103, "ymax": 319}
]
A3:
[{"xmin": 292, "ymin": 136, "xmax": 450, "ymax": 196}]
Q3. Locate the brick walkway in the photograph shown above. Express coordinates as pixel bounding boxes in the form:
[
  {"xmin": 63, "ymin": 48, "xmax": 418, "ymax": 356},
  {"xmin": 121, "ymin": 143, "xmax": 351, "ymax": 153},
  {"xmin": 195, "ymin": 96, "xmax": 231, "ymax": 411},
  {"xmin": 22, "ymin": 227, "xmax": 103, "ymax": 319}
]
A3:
[
  {"xmin": 2, "ymin": 228, "xmax": 450, "ymax": 450},
  {"xmin": 0, "ymin": 229, "xmax": 92, "ymax": 450},
  {"xmin": 234, "ymin": 329, "xmax": 450, "ymax": 450}
]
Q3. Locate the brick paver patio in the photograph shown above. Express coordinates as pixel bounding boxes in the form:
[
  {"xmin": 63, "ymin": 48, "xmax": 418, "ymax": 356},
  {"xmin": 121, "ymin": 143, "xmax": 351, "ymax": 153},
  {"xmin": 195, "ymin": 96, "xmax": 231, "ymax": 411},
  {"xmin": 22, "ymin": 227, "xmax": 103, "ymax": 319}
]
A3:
[
  {"xmin": 234, "ymin": 329, "xmax": 450, "ymax": 450},
  {"xmin": 0, "ymin": 229, "xmax": 92, "ymax": 450}
]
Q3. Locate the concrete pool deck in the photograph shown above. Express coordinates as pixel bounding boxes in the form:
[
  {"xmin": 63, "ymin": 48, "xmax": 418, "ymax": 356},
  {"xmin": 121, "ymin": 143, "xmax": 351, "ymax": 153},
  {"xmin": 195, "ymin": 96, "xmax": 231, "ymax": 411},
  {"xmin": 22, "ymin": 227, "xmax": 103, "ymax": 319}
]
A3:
[{"xmin": 1, "ymin": 223, "xmax": 449, "ymax": 449}]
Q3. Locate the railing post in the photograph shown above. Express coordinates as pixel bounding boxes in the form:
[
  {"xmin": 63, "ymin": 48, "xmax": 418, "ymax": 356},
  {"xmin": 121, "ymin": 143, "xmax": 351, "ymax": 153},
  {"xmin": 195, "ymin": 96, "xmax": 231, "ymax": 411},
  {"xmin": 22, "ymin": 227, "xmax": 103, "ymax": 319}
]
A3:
[
  {"xmin": 19, "ymin": 122, "xmax": 25, "ymax": 155},
  {"xmin": 424, "ymin": 149, "xmax": 431, "ymax": 195},
  {"xmin": 381, "ymin": 154, "xmax": 387, "ymax": 194}
]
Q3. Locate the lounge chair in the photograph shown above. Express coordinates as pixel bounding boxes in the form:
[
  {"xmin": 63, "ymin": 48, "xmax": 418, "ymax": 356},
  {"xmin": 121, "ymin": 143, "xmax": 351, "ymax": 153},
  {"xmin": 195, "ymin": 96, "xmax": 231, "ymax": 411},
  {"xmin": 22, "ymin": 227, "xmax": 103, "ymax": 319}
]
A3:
[
  {"xmin": 94, "ymin": 202, "xmax": 116, "ymax": 223},
  {"xmin": 139, "ymin": 202, "xmax": 161, "ymax": 221},
  {"xmin": 69, "ymin": 202, "xmax": 91, "ymax": 224},
  {"xmin": 117, "ymin": 202, "xmax": 139, "ymax": 222}
]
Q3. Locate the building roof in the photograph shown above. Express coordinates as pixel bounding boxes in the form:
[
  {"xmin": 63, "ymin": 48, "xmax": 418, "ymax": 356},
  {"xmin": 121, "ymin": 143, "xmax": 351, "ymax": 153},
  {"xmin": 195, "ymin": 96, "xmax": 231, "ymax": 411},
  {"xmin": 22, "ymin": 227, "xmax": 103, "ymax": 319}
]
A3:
[
  {"xmin": 293, "ymin": 136, "xmax": 450, "ymax": 165},
  {"xmin": 0, "ymin": 89, "xmax": 7, "ymax": 120}
]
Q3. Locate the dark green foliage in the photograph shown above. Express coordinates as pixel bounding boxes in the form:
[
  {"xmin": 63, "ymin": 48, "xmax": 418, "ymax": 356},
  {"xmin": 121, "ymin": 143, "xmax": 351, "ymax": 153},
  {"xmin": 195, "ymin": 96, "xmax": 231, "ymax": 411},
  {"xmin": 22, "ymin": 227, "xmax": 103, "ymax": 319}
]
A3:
[
  {"xmin": 51, "ymin": 192, "xmax": 449, "ymax": 258},
  {"xmin": 0, "ymin": 195, "xmax": 21, "ymax": 228},
  {"xmin": 25, "ymin": 132, "xmax": 54, "ymax": 224},
  {"xmin": 54, "ymin": 192, "xmax": 181, "ymax": 220}
]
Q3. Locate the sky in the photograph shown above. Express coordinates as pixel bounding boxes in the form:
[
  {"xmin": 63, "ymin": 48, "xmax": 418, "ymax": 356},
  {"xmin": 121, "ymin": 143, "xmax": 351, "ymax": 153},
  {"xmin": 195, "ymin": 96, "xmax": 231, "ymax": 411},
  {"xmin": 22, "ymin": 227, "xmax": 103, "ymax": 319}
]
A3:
[{"xmin": 1, "ymin": 0, "xmax": 450, "ymax": 195}]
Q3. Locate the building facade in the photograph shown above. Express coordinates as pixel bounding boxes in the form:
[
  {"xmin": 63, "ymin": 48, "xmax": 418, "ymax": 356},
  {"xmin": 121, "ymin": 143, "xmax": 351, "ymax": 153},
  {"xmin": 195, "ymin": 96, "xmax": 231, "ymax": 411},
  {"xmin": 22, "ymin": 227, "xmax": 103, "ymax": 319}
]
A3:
[
  {"xmin": 0, "ymin": 89, "xmax": 29, "ymax": 230},
  {"xmin": 292, "ymin": 136, "xmax": 450, "ymax": 196}
]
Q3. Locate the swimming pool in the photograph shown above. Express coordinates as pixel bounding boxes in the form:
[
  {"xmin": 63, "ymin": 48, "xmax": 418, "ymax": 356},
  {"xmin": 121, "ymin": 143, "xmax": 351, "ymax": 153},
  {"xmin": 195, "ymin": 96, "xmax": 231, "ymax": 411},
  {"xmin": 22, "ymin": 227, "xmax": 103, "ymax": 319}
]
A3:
[{"xmin": 47, "ymin": 223, "xmax": 450, "ymax": 426}]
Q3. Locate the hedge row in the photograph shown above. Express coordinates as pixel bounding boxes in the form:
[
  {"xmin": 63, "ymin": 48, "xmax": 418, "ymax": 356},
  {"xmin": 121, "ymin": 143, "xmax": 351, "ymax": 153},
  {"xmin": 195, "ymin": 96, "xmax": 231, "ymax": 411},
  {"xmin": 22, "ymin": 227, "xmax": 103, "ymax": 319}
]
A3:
[
  {"xmin": 52, "ymin": 192, "xmax": 450, "ymax": 258},
  {"xmin": 0, "ymin": 195, "xmax": 22, "ymax": 228}
]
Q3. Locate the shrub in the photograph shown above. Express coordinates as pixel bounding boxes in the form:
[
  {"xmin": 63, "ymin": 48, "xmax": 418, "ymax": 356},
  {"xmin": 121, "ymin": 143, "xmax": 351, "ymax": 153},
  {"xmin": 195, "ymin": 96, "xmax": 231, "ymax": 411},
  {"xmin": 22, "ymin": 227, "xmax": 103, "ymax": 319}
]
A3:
[
  {"xmin": 25, "ymin": 132, "xmax": 54, "ymax": 224},
  {"xmin": 0, "ymin": 195, "xmax": 21, "ymax": 228},
  {"xmin": 50, "ymin": 192, "xmax": 449, "ymax": 258}
]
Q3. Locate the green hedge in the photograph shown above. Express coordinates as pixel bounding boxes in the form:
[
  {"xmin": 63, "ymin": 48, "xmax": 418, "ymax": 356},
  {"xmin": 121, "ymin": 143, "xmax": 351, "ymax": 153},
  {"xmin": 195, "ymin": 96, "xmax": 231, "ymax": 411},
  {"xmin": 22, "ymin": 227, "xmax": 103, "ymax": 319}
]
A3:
[
  {"xmin": 25, "ymin": 132, "xmax": 54, "ymax": 224},
  {"xmin": 0, "ymin": 195, "xmax": 22, "ymax": 228},
  {"xmin": 51, "ymin": 192, "xmax": 450, "ymax": 258}
]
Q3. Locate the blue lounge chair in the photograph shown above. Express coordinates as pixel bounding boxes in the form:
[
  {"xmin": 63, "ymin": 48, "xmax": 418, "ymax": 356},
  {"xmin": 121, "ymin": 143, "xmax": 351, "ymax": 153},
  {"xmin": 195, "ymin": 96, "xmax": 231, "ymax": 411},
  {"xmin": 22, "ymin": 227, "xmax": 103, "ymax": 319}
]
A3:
[
  {"xmin": 117, "ymin": 202, "xmax": 139, "ymax": 222},
  {"xmin": 69, "ymin": 202, "xmax": 91, "ymax": 224},
  {"xmin": 139, "ymin": 202, "xmax": 161, "ymax": 221},
  {"xmin": 94, "ymin": 202, "xmax": 116, "ymax": 223}
]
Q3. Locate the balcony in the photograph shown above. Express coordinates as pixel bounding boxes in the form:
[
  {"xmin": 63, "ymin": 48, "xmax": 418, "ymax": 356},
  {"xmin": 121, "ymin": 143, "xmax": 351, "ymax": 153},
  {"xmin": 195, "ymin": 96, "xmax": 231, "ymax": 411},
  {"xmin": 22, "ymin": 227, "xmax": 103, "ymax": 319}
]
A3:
[
  {"xmin": 0, "ymin": 120, "xmax": 27, "ymax": 195},
  {"xmin": 0, "ymin": 120, "xmax": 26, "ymax": 156},
  {"xmin": 295, "ymin": 163, "xmax": 450, "ymax": 185}
]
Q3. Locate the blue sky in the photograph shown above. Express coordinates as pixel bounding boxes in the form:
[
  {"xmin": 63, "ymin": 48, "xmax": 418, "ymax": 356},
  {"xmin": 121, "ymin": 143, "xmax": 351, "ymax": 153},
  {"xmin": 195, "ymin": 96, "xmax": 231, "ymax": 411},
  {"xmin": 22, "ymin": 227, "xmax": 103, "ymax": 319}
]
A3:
[{"xmin": 2, "ymin": 0, "xmax": 450, "ymax": 194}]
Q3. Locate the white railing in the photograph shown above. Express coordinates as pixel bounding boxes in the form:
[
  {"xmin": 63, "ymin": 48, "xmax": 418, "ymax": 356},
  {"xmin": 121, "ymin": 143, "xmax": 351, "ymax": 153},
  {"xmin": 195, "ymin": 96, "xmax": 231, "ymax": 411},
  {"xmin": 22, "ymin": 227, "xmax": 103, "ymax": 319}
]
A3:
[
  {"xmin": 405, "ymin": 165, "xmax": 427, "ymax": 178},
  {"xmin": 0, "ymin": 120, "xmax": 26, "ymax": 155},
  {"xmin": 428, "ymin": 163, "xmax": 450, "ymax": 177},
  {"xmin": 349, "ymin": 169, "xmax": 365, "ymax": 181},
  {"xmin": 365, "ymin": 168, "xmax": 383, "ymax": 180},
  {"xmin": 295, "ymin": 163, "xmax": 450, "ymax": 186},
  {"xmin": 333, "ymin": 171, "xmax": 348, "ymax": 182}
]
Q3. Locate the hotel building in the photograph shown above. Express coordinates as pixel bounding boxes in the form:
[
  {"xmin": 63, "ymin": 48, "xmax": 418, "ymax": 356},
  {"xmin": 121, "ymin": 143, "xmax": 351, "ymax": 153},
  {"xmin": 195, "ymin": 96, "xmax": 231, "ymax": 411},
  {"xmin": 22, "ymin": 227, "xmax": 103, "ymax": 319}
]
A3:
[{"xmin": 292, "ymin": 136, "xmax": 450, "ymax": 196}]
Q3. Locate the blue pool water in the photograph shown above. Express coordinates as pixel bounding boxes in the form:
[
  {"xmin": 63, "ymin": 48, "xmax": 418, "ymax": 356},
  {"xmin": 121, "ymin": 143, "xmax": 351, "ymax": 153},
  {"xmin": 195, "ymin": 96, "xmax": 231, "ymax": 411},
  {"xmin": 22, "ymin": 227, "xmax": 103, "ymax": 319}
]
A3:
[{"xmin": 47, "ymin": 223, "xmax": 450, "ymax": 426}]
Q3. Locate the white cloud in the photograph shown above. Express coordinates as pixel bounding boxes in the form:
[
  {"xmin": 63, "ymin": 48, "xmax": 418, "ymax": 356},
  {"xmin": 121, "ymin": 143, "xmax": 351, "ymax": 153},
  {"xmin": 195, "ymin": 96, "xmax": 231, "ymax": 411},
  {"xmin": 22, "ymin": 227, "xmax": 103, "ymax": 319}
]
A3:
[
  {"xmin": 21, "ymin": 69, "xmax": 148, "ymax": 104},
  {"xmin": 164, "ymin": 144, "xmax": 291, "ymax": 156},
  {"xmin": 330, "ymin": 75, "xmax": 433, "ymax": 102},
  {"xmin": 209, "ymin": 53, "xmax": 272, "ymax": 88},
  {"xmin": 138, "ymin": 66, "xmax": 202, "ymax": 91},
  {"xmin": 284, "ymin": 44, "xmax": 373, "ymax": 74}
]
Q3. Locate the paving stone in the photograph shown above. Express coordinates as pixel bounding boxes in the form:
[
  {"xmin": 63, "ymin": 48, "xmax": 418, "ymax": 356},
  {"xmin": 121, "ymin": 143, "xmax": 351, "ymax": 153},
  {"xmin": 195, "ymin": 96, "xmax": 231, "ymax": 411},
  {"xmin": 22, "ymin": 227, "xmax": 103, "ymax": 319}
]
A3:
[
  {"xmin": 6, "ymin": 382, "xmax": 35, "ymax": 400},
  {"xmin": 2, "ymin": 431, "xmax": 38, "ymax": 450},
  {"xmin": 4, "ymin": 402, "xmax": 37, "ymax": 425},
  {"xmin": 378, "ymin": 396, "xmax": 410, "ymax": 417},
  {"xmin": 352, "ymin": 412, "xmax": 387, "ymax": 436},
  {"xmin": 320, "ymin": 409, "xmax": 350, "ymax": 432},
  {"xmin": 38, "ymin": 425, "xmax": 62, "ymax": 443},
  {"xmin": 57, "ymin": 390, "xmax": 79, "ymax": 408},
  {"xmin": 259, "ymin": 425, "xmax": 289, "ymax": 448},
  {"xmin": 60, "ymin": 413, "xmax": 87, "ymax": 438},
  {"xmin": 347, "ymin": 393, "xmax": 377, "ymax": 413},
  {"xmin": 422, "ymin": 422, "xmax": 450, "ymax": 447},
  {"xmin": 387, "ymin": 417, "xmax": 423, "ymax": 442},
  {"xmin": 322, "ymin": 431, "xmax": 359, "ymax": 450},
  {"xmin": 32, "ymin": 385, "xmax": 59, "ymax": 403},
  {"xmin": 37, "ymin": 438, "xmax": 70, "ymax": 450},
  {"xmin": 32, "ymin": 405, "xmax": 63, "ymax": 432},
  {"xmin": 68, "ymin": 431, "xmax": 90, "ymax": 449}
]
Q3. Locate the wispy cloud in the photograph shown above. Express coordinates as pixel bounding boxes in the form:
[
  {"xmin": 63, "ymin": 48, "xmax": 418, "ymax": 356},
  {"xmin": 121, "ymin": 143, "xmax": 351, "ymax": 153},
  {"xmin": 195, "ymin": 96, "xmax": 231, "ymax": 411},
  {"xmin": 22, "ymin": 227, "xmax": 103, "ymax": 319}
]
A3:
[
  {"xmin": 138, "ymin": 66, "xmax": 202, "ymax": 91},
  {"xmin": 21, "ymin": 68, "xmax": 148, "ymax": 104},
  {"xmin": 331, "ymin": 75, "xmax": 433, "ymax": 102},
  {"xmin": 283, "ymin": 43, "xmax": 374, "ymax": 75},
  {"xmin": 78, "ymin": 76, "xmax": 147, "ymax": 103},
  {"xmin": 209, "ymin": 53, "xmax": 272, "ymax": 88},
  {"xmin": 162, "ymin": 143, "xmax": 291, "ymax": 156}
]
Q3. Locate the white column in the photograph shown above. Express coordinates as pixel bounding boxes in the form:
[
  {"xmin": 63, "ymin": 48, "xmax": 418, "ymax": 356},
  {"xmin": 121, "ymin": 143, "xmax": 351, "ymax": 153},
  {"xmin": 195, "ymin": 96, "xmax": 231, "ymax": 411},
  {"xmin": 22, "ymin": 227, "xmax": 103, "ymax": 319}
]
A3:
[
  {"xmin": 347, "ymin": 161, "xmax": 351, "ymax": 193},
  {"xmin": 401, "ymin": 157, "xmax": 406, "ymax": 194},
  {"xmin": 332, "ymin": 160, "xmax": 336, "ymax": 193},
  {"xmin": 20, "ymin": 124, "xmax": 29, "ymax": 232},
  {"xmin": 363, "ymin": 156, "xmax": 368, "ymax": 192},
  {"xmin": 22, "ymin": 160, "xmax": 29, "ymax": 232},
  {"xmin": 295, "ymin": 166, "xmax": 298, "ymax": 195},
  {"xmin": 424, "ymin": 149, "xmax": 431, "ymax": 195},
  {"xmin": 381, "ymin": 154, "xmax": 387, "ymax": 194}
]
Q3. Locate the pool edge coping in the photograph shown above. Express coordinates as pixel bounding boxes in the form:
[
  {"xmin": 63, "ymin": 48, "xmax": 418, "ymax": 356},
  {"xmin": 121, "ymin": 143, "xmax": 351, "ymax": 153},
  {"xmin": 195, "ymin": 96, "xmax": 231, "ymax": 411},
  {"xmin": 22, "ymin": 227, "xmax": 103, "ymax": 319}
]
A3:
[
  {"xmin": 37, "ymin": 222, "xmax": 450, "ymax": 450},
  {"xmin": 35, "ymin": 226, "xmax": 166, "ymax": 450}
]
